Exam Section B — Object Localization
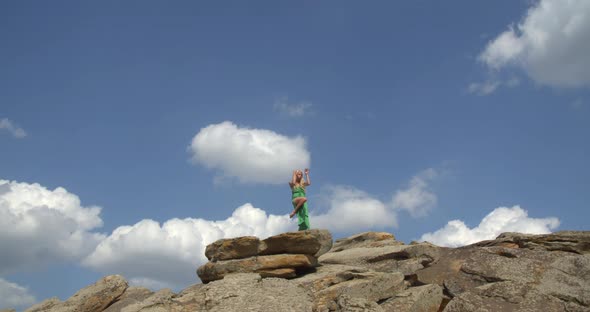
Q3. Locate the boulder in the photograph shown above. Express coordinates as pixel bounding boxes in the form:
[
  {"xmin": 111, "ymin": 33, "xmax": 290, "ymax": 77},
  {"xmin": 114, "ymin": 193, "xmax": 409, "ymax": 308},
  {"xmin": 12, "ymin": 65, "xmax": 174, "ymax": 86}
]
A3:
[
  {"xmin": 205, "ymin": 236, "xmax": 260, "ymax": 262},
  {"xmin": 197, "ymin": 254, "xmax": 318, "ymax": 283},
  {"xmin": 25, "ymin": 275, "xmax": 127, "ymax": 312},
  {"xmin": 331, "ymin": 232, "xmax": 402, "ymax": 252},
  {"xmin": 258, "ymin": 229, "xmax": 333, "ymax": 257}
]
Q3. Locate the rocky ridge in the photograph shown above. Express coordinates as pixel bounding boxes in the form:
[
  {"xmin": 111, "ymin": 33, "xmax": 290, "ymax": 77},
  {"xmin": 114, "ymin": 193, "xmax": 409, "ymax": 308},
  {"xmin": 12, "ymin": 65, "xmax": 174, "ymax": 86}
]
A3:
[{"xmin": 23, "ymin": 230, "xmax": 590, "ymax": 312}]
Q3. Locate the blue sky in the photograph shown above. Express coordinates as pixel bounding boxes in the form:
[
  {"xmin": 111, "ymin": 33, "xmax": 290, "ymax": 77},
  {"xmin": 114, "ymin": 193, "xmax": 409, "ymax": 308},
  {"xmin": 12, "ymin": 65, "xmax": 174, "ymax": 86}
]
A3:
[{"xmin": 1, "ymin": 0, "xmax": 589, "ymax": 310}]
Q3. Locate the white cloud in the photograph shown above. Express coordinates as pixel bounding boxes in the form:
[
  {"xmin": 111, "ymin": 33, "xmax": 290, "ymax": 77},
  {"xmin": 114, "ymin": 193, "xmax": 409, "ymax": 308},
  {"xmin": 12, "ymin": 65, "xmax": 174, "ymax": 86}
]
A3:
[
  {"xmin": 189, "ymin": 121, "xmax": 310, "ymax": 184},
  {"xmin": 392, "ymin": 169, "xmax": 437, "ymax": 217},
  {"xmin": 420, "ymin": 206, "xmax": 560, "ymax": 247},
  {"xmin": 468, "ymin": 80, "xmax": 501, "ymax": 96},
  {"xmin": 83, "ymin": 170, "xmax": 439, "ymax": 289},
  {"xmin": 467, "ymin": 77, "xmax": 520, "ymax": 96},
  {"xmin": 0, "ymin": 179, "xmax": 105, "ymax": 274},
  {"xmin": 479, "ymin": 0, "xmax": 590, "ymax": 88},
  {"xmin": 506, "ymin": 77, "xmax": 521, "ymax": 88},
  {"xmin": 313, "ymin": 185, "xmax": 397, "ymax": 232},
  {"xmin": 83, "ymin": 203, "xmax": 293, "ymax": 289},
  {"xmin": 0, "ymin": 278, "xmax": 36, "ymax": 310},
  {"xmin": 273, "ymin": 97, "xmax": 313, "ymax": 117},
  {"xmin": 0, "ymin": 118, "xmax": 27, "ymax": 138}
]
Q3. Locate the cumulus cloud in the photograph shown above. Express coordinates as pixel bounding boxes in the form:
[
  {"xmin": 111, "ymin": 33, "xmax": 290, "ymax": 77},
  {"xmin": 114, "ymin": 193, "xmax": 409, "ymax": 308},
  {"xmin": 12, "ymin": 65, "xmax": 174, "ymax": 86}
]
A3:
[
  {"xmin": 83, "ymin": 182, "xmax": 405, "ymax": 289},
  {"xmin": 392, "ymin": 169, "xmax": 437, "ymax": 217},
  {"xmin": 420, "ymin": 206, "xmax": 560, "ymax": 247},
  {"xmin": 273, "ymin": 97, "xmax": 313, "ymax": 117},
  {"xmin": 83, "ymin": 204, "xmax": 293, "ymax": 289},
  {"xmin": 0, "ymin": 278, "xmax": 36, "ymax": 310},
  {"xmin": 313, "ymin": 185, "xmax": 397, "ymax": 232},
  {"xmin": 0, "ymin": 179, "xmax": 105, "ymax": 274},
  {"xmin": 0, "ymin": 118, "xmax": 27, "ymax": 138},
  {"xmin": 479, "ymin": 0, "xmax": 590, "ymax": 88},
  {"xmin": 189, "ymin": 121, "xmax": 310, "ymax": 184}
]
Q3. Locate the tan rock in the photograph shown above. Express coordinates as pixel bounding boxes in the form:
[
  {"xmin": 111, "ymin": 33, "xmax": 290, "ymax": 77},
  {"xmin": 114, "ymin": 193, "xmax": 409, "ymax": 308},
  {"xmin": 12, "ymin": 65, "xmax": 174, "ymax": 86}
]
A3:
[
  {"xmin": 205, "ymin": 236, "xmax": 260, "ymax": 261},
  {"xmin": 474, "ymin": 231, "xmax": 590, "ymax": 254},
  {"xmin": 258, "ymin": 229, "xmax": 333, "ymax": 257},
  {"xmin": 379, "ymin": 284, "xmax": 443, "ymax": 312},
  {"xmin": 197, "ymin": 254, "xmax": 318, "ymax": 283},
  {"xmin": 294, "ymin": 264, "xmax": 405, "ymax": 311},
  {"xmin": 337, "ymin": 295, "xmax": 384, "ymax": 312},
  {"xmin": 103, "ymin": 287, "xmax": 153, "ymax": 312},
  {"xmin": 64, "ymin": 275, "xmax": 127, "ymax": 312},
  {"xmin": 320, "ymin": 242, "xmax": 441, "ymax": 276},
  {"xmin": 331, "ymin": 232, "xmax": 402, "ymax": 252},
  {"xmin": 25, "ymin": 275, "xmax": 128, "ymax": 312},
  {"xmin": 24, "ymin": 297, "xmax": 61, "ymax": 312},
  {"xmin": 116, "ymin": 288, "xmax": 176, "ymax": 312},
  {"xmin": 418, "ymin": 233, "xmax": 590, "ymax": 311},
  {"xmin": 443, "ymin": 281, "xmax": 566, "ymax": 312},
  {"xmin": 184, "ymin": 273, "xmax": 312, "ymax": 312},
  {"xmin": 257, "ymin": 268, "xmax": 297, "ymax": 279}
]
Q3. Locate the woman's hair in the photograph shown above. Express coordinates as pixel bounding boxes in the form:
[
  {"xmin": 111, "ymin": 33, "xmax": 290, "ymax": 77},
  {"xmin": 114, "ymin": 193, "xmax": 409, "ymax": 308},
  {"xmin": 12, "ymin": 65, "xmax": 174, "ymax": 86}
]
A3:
[{"xmin": 294, "ymin": 170, "xmax": 306, "ymax": 189}]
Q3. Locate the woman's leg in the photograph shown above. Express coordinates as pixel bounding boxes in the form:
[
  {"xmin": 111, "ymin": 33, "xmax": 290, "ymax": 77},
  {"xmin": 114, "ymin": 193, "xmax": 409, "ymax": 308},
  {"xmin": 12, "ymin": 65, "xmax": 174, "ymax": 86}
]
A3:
[{"xmin": 290, "ymin": 197, "xmax": 307, "ymax": 218}]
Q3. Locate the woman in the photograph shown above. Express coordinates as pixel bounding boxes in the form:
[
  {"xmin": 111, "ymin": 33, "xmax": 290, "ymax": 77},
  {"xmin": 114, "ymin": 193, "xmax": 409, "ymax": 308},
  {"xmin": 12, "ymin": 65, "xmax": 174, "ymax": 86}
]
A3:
[{"xmin": 289, "ymin": 168, "xmax": 311, "ymax": 230}]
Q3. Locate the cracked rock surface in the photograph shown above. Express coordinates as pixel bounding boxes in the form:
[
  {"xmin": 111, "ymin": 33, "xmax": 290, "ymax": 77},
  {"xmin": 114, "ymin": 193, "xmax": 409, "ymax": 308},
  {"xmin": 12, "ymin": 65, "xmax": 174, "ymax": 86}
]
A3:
[{"xmin": 23, "ymin": 230, "xmax": 590, "ymax": 312}]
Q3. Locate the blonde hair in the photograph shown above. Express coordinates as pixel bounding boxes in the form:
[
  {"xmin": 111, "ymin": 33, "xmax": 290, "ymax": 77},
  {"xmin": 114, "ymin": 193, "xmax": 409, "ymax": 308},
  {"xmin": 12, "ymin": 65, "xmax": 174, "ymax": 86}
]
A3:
[{"xmin": 294, "ymin": 170, "xmax": 306, "ymax": 190}]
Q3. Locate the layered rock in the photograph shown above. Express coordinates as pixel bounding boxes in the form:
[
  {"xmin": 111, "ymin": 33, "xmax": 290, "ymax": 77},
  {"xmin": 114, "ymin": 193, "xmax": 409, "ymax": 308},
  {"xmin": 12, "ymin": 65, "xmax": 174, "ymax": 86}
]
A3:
[
  {"xmin": 294, "ymin": 264, "xmax": 406, "ymax": 311},
  {"xmin": 25, "ymin": 275, "xmax": 128, "ymax": 312},
  {"xmin": 22, "ymin": 230, "xmax": 590, "ymax": 312},
  {"xmin": 415, "ymin": 234, "xmax": 590, "ymax": 311},
  {"xmin": 197, "ymin": 229, "xmax": 332, "ymax": 283}
]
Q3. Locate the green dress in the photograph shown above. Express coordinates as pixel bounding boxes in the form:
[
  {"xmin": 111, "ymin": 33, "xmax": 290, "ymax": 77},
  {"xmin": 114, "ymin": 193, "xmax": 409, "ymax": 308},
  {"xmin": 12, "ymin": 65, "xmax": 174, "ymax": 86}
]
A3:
[{"xmin": 292, "ymin": 185, "xmax": 310, "ymax": 231}]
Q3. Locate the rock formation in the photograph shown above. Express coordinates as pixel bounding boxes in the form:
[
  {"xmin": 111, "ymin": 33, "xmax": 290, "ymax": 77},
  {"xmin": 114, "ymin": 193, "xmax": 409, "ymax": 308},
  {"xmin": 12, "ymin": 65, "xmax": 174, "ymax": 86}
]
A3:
[
  {"xmin": 23, "ymin": 230, "xmax": 590, "ymax": 312},
  {"xmin": 198, "ymin": 229, "xmax": 333, "ymax": 283}
]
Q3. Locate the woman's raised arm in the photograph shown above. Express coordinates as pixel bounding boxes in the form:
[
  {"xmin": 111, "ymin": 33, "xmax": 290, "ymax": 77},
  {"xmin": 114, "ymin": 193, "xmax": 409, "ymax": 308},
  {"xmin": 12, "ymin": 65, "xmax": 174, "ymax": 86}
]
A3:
[{"xmin": 289, "ymin": 170, "xmax": 297, "ymax": 187}]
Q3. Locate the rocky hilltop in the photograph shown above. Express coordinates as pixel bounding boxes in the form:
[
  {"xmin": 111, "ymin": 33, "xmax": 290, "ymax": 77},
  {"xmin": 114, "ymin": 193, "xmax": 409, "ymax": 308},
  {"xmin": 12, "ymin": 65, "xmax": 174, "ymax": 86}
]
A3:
[{"xmin": 23, "ymin": 230, "xmax": 590, "ymax": 312}]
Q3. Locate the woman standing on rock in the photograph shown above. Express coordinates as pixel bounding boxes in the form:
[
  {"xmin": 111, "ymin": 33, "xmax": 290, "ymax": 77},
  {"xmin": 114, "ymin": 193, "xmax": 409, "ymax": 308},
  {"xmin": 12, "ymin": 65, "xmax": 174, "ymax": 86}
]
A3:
[{"xmin": 289, "ymin": 168, "xmax": 311, "ymax": 230}]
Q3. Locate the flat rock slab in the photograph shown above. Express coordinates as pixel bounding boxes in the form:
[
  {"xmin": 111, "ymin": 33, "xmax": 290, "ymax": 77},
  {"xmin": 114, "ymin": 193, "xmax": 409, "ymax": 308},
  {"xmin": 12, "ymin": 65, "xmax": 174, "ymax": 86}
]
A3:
[
  {"xmin": 331, "ymin": 232, "xmax": 402, "ymax": 252},
  {"xmin": 205, "ymin": 236, "xmax": 260, "ymax": 261},
  {"xmin": 474, "ymin": 231, "xmax": 590, "ymax": 255},
  {"xmin": 320, "ymin": 243, "xmax": 441, "ymax": 275},
  {"xmin": 197, "ymin": 254, "xmax": 318, "ymax": 283},
  {"xmin": 258, "ymin": 229, "xmax": 333, "ymax": 257},
  {"xmin": 204, "ymin": 229, "xmax": 333, "ymax": 263}
]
